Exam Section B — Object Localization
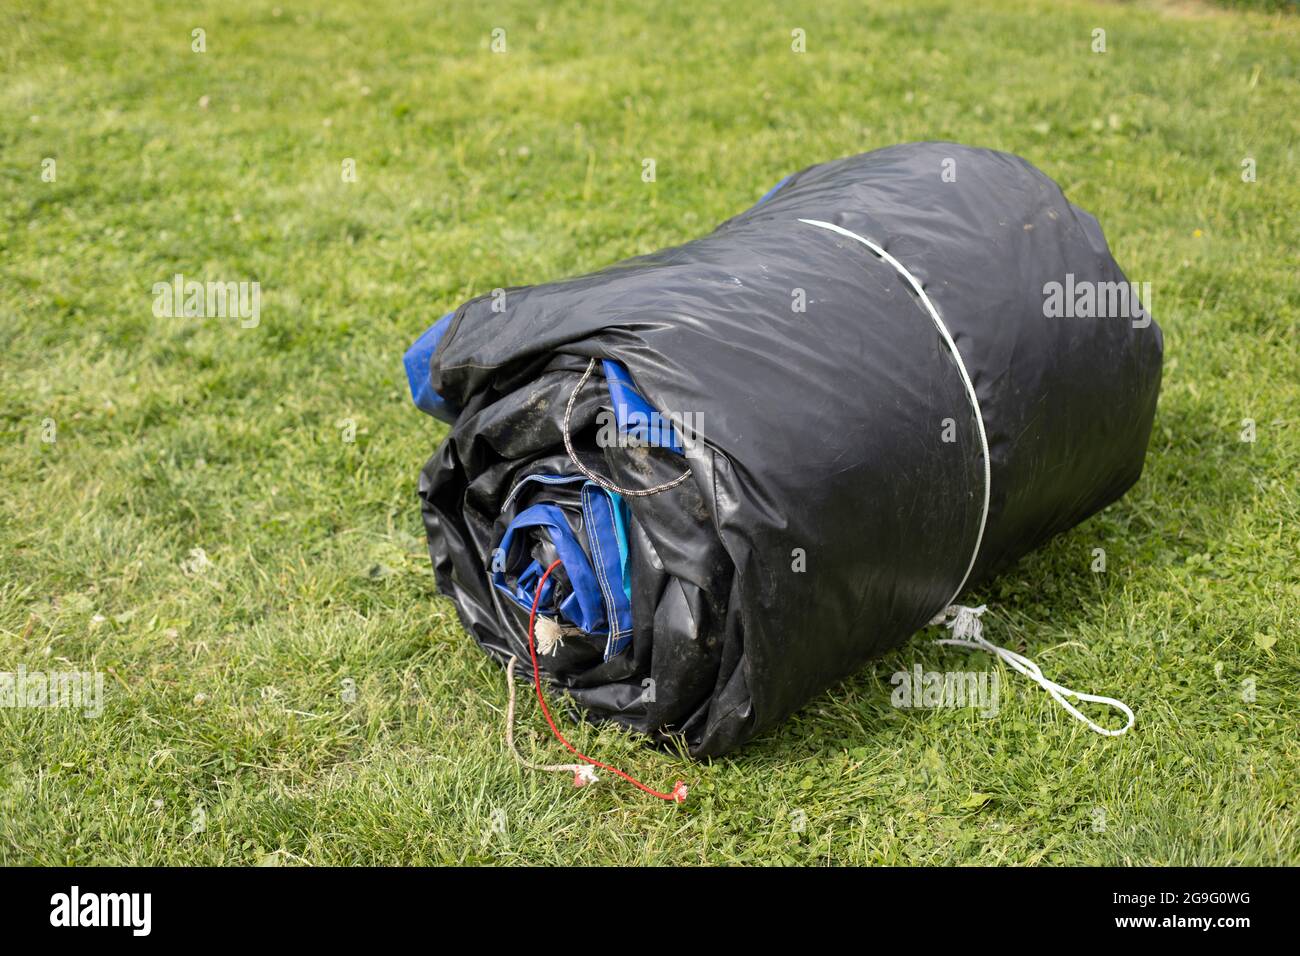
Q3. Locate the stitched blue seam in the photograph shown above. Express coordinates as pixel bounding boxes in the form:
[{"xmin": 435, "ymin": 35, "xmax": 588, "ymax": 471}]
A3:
[{"xmin": 583, "ymin": 489, "xmax": 624, "ymax": 660}]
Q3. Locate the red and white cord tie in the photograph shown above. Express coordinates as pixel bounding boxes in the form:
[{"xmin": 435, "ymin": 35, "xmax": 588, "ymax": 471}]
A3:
[{"xmin": 505, "ymin": 558, "xmax": 688, "ymax": 804}]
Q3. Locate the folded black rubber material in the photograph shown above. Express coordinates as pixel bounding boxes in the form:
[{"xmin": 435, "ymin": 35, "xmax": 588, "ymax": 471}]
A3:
[{"xmin": 408, "ymin": 142, "xmax": 1163, "ymax": 757}]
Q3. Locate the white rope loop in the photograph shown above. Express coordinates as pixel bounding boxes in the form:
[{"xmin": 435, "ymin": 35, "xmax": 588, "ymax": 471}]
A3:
[
  {"xmin": 931, "ymin": 605, "xmax": 1135, "ymax": 736},
  {"xmin": 562, "ymin": 357, "xmax": 693, "ymax": 498}
]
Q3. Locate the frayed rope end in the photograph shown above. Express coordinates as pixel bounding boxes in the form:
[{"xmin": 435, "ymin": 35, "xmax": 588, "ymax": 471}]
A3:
[
  {"xmin": 534, "ymin": 615, "xmax": 565, "ymax": 656},
  {"xmin": 930, "ymin": 603, "xmax": 988, "ymax": 642}
]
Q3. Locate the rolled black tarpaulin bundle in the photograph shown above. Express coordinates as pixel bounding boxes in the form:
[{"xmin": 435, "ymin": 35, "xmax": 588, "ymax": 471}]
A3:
[{"xmin": 405, "ymin": 141, "xmax": 1163, "ymax": 758}]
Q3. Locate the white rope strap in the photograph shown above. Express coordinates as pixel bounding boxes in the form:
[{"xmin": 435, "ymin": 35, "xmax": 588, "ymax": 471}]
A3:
[
  {"xmin": 930, "ymin": 605, "xmax": 1134, "ymax": 736},
  {"xmin": 799, "ymin": 219, "xmax": 990, "ymax": 605},
  {"xmin": 799, "ymin": 219, "xmax": 1133, "ymax": 736},
  {"xmin": 562, "ymin": 357, "xmax": 693, "ymax": 497},
  {"xmin": 504, "ymin": 655, "xmax": 599, "ymax": 784}
]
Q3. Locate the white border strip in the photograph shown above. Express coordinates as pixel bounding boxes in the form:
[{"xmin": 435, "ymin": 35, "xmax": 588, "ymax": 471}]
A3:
[{"xmin": 799, "ymin": 218, "xmax": 990, "ymax": 606}]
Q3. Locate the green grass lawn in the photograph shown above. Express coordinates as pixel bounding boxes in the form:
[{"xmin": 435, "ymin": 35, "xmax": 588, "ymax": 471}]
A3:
[{"xmin": 1, "ymin": 0, "xmax": 1296, "ymax": 865}]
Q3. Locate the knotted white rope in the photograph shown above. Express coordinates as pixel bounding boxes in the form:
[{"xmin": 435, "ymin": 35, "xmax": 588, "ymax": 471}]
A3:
[{"xmin": 930, "ymin": 605, "xmax": 1134, "ymax": 736}]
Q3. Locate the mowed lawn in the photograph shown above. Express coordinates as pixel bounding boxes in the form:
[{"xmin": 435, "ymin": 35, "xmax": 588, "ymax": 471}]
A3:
[{"xmin": 1, "ymin": 0, "xmax": 1296, "ymax": 865}]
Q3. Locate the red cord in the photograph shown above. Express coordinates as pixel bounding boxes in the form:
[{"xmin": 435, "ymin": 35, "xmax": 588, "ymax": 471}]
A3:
[{"xmin": 526, "ymin": 559, "xmax": 688, "ymax": 804}]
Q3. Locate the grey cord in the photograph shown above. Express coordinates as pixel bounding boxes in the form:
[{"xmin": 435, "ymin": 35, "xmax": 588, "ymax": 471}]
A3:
[{"xmin": 561, "ymin": 357, "xmax": 693, "ymax": 497}]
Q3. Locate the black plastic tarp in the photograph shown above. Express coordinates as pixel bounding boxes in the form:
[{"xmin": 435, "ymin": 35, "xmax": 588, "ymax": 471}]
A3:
[{"xmin": 408, "ymin": 142, "xmax": 1163, "ymax": 757}]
